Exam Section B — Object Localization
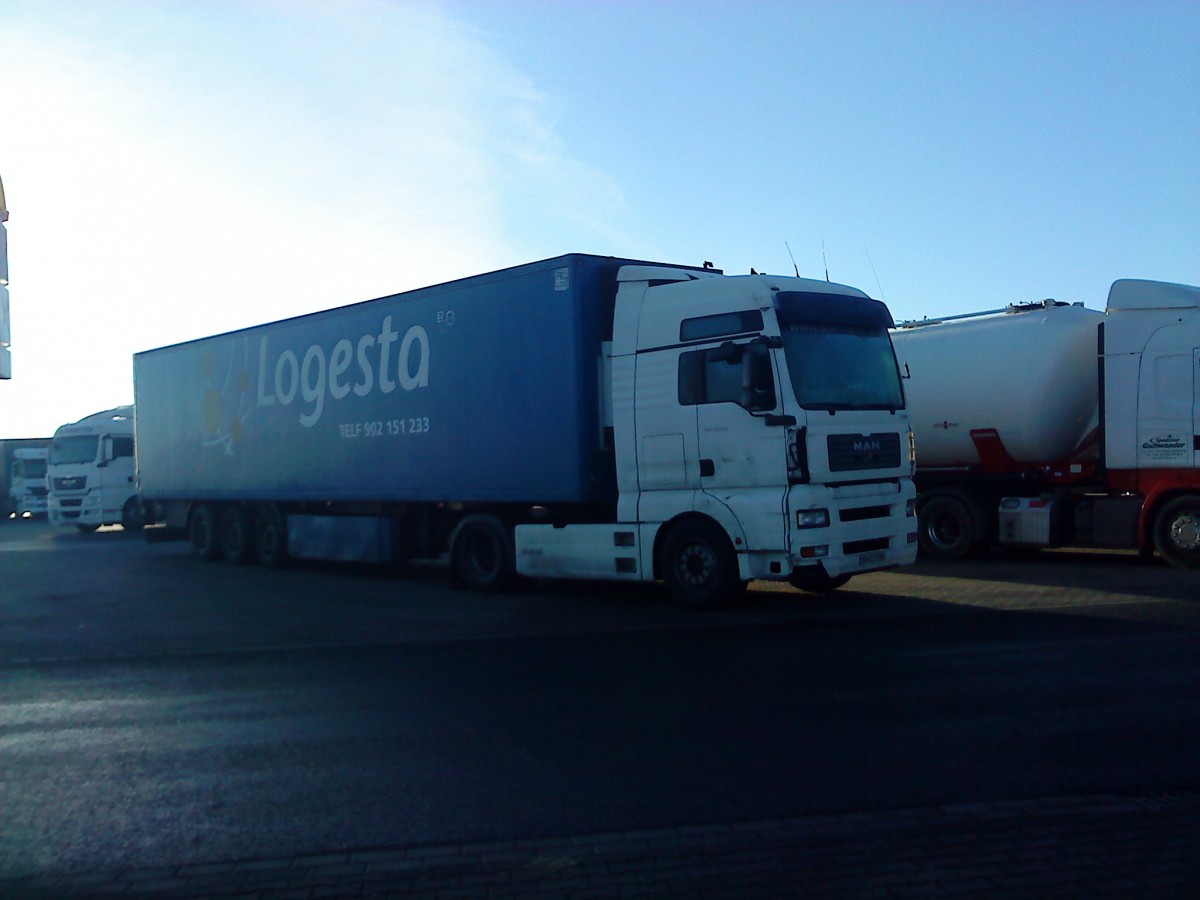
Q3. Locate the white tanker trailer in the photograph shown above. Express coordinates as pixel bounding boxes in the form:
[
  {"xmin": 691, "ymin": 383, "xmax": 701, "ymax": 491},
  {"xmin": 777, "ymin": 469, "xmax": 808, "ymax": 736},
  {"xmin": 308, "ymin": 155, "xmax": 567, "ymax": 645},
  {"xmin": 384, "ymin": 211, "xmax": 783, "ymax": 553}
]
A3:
[{"xmin": 892, "ymin": 278, "xmax": 1200, "ymax": 568}]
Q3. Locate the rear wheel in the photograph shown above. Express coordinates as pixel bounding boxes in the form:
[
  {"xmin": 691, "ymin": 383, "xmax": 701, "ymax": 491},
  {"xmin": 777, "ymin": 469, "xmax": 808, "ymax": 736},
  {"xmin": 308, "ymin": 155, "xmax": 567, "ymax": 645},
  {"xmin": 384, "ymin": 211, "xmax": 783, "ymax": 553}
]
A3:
[
  {"xmin": 917, "ymin": 493, "xmax": 982, "ymax": 561},
  {"xmin": 1153, "ymin": 495, "xmax": 1200, "ymax": 570},
  {"xmin": 189, "ymin": 504, "xmax": 221, "ymax": 561},
  {"xmin": 451, "ymin": 516, "xmax": 515, "ymax": 592},
  {"xmin": 254, "ymin": 505, "xmax": 289, "ymax": 569},
  {"xmin": 660, "ymin": 520, "xmax": 744, "ymax": 610},
  {"xmin": 220, "ymin": 506, "xmax": 254, "ymax": 564}
]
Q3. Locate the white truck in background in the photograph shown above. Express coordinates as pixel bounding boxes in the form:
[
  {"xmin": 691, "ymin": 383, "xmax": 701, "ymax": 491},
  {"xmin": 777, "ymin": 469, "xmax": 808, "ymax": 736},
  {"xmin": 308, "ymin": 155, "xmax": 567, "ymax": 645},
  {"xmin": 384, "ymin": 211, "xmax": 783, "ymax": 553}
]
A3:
[
  {"xmin": 9, "ymin": 446, "xmax": 48, "ymax": 518},
  {"xmin": 47, "ymin": 405, "xmax": 145, "ymax": 532},
  {"xmin": 892, "ymin": 278, "xmax": 1200, "ymax": 568},
  {"xmin": 1, "ymin": 437, "xmax": 50, "ymax": 519}
]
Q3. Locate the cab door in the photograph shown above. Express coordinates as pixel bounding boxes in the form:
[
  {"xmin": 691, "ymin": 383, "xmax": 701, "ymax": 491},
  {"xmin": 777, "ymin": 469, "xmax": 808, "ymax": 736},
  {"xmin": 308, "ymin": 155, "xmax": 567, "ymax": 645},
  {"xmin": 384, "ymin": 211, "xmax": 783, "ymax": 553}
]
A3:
[{"xmin": 685, "ymin": 340, "xmax": 787, "ymax": 492}]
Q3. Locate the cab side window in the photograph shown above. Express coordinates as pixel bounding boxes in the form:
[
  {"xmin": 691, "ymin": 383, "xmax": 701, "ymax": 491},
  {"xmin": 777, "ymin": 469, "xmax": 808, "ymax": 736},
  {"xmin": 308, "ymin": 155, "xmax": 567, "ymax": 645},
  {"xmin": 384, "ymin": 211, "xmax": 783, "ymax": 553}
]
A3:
[{"xmin": 678, "ymin": 344, "xmax": 776, "ymax": 411}]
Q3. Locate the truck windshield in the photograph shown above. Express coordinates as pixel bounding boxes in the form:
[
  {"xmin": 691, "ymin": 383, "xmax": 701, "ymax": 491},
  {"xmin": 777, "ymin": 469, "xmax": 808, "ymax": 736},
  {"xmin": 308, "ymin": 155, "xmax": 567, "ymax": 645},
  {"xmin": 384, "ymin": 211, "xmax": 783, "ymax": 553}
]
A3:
[
  {"xmin": 18, "ymin": 460, "xmax": 48, "ymax": 479},
  {"xmin": 49, "ymin": 436, "xmax": 99, "ymax": 465},
  {"xmin": 781, "ymin": 323, "xmax": 905, "ymax": 411}
]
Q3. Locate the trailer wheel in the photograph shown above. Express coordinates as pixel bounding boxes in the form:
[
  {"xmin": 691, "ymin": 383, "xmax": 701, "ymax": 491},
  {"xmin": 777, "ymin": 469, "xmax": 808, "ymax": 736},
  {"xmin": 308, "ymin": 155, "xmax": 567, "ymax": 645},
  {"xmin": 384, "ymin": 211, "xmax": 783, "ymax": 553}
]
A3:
[
  {"xmin": 1153, "ymin": 495, "xmax": 1200, "ymax": 570},
  {"xmin": 253, "ymin": 505, "xmax": 289, "ymax": 569},
  {"xmin": 789, "ymin": 568, "xmax": 852, "ymax": 593},
  {"xmin": 917, "ymin": 493, "xmax": 979, "ymax": 561},
  {"xmin": 121, "ymin": 497, "xmax": 146, "ymax": 533},
  {"xmin": 189, "ymin": 504, "xmax": 221, "ymax": 561},
  {"xmin": 219, "ymin": 506, "xmax": 254, "ymax": 565},
  {"xmin": 660, "ymin": 519, "xmax": 744, "ymax": 610},
  {"xmin": 451, "ymin": 516, "xmax": 515, "ymax": 592}
]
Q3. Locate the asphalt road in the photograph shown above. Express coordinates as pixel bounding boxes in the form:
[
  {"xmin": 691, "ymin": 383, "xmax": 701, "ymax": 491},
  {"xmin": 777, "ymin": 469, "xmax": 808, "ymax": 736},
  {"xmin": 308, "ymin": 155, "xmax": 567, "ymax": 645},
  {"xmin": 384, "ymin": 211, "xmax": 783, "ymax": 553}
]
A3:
[{"xmin": 2, "ymin": 520, "xmax": 1199, "ymax": 882}]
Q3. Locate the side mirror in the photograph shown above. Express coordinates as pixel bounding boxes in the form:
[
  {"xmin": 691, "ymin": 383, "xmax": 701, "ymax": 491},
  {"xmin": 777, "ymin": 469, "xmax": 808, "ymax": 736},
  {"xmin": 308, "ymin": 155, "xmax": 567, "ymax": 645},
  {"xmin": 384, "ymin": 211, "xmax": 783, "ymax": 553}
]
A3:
[
  {"xmin": 710, "ymin": 341, "xmax": 743, "ymax": 364},
  {"xmin": 741, "ymin": 343, "xmax": 776, "ymax": 412}
]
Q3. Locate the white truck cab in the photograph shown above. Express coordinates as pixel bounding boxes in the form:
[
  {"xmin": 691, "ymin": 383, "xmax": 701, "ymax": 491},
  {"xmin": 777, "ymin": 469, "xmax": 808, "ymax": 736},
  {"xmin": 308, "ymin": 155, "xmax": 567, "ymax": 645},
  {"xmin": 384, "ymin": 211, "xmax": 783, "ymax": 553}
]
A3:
[
  {"xmin": 47, "ymin": 406, "xmax": 144, "ymax": 532},
  {"xmin": 516, "ymin": 266, "xmax": 918, "ymax": 606},
  {"xmin": 9, "ymin": 446, "xmax": 48, "ymax": 518}
]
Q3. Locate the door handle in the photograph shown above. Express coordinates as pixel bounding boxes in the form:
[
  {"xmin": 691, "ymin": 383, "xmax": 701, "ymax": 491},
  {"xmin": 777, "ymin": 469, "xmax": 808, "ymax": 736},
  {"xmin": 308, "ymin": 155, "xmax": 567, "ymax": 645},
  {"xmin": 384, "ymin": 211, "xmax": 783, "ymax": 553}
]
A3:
[{"xmin": 700, "ymin": 459, "xmax": 715, "ymax": 477}]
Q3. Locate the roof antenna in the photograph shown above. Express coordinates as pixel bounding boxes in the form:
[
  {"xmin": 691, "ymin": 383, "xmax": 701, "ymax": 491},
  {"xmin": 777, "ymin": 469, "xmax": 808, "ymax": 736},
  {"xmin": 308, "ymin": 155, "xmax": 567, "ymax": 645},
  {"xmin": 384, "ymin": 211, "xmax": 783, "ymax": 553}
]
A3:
[
  {"xmin": 784, "ymin": 241, "xmax": 800, "ymax": 277},
  {"xmin": 865, "ymin": 247, "xmax": 886, "ymax": 302},
  {"xmin": 821, "ymin": 241, "xmax": 830, "ymax": 282}
]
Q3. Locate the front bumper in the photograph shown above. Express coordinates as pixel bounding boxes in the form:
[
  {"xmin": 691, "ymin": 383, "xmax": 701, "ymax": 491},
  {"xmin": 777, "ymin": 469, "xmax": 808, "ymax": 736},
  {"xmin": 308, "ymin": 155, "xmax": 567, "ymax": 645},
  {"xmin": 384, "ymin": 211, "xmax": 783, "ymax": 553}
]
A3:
[
  {"xmin": 48, "ymin": 492, "xmax": 105, "ymax": 526},
  {"xmin": 788, "ymin": 480, "xmax": 918, "ymax": 577}
]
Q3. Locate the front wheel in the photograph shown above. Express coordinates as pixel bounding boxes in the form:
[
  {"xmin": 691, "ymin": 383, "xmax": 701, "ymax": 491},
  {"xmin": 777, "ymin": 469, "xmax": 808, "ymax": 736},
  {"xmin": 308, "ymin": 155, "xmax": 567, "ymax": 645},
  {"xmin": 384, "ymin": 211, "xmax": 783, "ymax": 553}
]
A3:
[
  {"xmin": 660, "ymin": 520, "xmax": 743, "ymax": 610},
  {"xmin": 1153, "ymin": 495, "xmax": 1200, "ymax": 570},
  {"xmin": 121, "ymin": 497, "xmax": 146, "ymax": 533}
]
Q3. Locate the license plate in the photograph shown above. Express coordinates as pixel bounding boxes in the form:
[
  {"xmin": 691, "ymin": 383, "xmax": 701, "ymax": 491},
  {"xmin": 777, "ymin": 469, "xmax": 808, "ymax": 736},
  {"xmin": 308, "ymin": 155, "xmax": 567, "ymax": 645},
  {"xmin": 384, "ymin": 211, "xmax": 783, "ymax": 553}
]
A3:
[{"xmin": 859, "ymin": 550, "xmax": 886, "ymax": 566}]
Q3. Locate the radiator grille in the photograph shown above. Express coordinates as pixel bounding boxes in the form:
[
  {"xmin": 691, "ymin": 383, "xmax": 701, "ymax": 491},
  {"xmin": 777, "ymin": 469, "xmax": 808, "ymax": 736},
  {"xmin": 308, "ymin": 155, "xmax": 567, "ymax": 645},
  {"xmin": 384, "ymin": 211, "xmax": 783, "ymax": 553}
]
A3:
[{"xmin": 826, "ymin": 433, "xmax": 901, "ymax": 472}]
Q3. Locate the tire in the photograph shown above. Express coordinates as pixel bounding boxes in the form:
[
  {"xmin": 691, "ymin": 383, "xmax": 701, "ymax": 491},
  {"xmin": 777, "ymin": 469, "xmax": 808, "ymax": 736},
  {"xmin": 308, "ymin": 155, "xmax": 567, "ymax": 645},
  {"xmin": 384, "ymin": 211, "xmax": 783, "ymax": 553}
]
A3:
[
  {"xmin": 917, "ymin": 493, "xmax": 979, "ymax": 561},
  {"xmin": 789, "ymin": 568, "xmax": 852, "ymax": 593},
  {"xmin": 188, "ymin": 504, "xmax": 221, "ymax": 561},
  {"xmin": 121, "ymin": 497, "xmax": 146, "ymax": 533},
  {"xmin": 451, "ymin": 516, "xmax": 515, "ymax": 592},
  {"xmin": 219, "ymin": 505, "xmax": 254, "ymax": 565},
  {"xmin": 253, "ymin": 504, "xmax": 289, "ymax": 569},
  {"xmin": 660, "ymin": 519, "xmax": 743, "ymax": 610},
  {"xmin": 1153, "ymin": 495, "xmax": 1200, "ymax": 570}
]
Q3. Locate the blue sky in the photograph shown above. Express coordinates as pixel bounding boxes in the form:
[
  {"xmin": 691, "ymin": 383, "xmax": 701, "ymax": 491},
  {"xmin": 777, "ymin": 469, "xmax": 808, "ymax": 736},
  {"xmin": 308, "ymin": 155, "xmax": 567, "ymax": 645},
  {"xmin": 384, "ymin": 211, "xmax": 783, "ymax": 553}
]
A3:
[{"xmin": 1, "ymin": 0, "xmax": 1197, "ymax": 437}]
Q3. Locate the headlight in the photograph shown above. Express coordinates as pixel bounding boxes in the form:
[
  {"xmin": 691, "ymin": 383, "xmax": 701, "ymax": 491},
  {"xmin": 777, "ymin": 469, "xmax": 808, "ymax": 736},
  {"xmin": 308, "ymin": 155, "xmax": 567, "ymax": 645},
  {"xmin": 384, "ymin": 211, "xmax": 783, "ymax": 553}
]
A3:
[{"xmin": 796, "ymin": 508, "xmax": 830, "ymax": 529}]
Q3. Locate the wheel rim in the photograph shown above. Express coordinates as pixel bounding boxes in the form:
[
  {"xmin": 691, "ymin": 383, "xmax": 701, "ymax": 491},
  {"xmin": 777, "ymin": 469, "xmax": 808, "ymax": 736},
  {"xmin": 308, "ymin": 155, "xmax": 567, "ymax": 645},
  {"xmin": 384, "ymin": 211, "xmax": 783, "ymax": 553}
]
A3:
[
  {"xmin": 223, "ymin": 510, "xmax": 247, "ymax": 559},
  {"xmin": 257, "ymin": 513, "xmax": 283, "ymax": 561},
  {"xmin": 927, "ymin": 511, "xmax": 963, "ymax": 551},
  {"xmin": 677, "ymin": 541, "xmax": 716, "ymax": 588},
  {"xmin": 1168, "ymin": 511, "xmax": 1200, "ymax": 553}
]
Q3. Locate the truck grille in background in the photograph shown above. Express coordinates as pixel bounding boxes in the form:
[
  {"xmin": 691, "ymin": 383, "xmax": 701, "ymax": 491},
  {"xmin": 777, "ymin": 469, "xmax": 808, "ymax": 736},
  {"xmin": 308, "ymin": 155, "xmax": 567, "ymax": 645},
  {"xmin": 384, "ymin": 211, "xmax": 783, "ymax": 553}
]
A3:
[
  {"xmin": 53, "ymin": 476, "xmax": 87, "ymax": 491},
  {"xmin": 827, "ymin": 433, "xmax": 900, "ymax": 472},
  {"xmin": 839, "ymin": 505, "xmax": 890, "ymax": 523},
  {"xmin": 31, "ymin": 487, "xmax": 48, "ymax": 497}
]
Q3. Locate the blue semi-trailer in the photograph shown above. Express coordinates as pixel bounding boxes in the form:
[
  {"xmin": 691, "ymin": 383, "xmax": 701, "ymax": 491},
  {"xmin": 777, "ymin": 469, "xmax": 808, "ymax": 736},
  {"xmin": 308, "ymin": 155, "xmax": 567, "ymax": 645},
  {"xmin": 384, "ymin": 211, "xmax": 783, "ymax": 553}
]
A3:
[{"xmin": 134, "ymin": 253, "xmax": 917, "ymax": 607}]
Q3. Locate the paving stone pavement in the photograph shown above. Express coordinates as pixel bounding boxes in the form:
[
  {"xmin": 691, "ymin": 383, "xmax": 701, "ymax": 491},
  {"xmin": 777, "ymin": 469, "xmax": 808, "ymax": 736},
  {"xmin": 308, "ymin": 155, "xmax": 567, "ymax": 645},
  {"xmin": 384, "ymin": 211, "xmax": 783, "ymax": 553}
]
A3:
[{"xmin": 4, "ymin": 791, "xmax": 1198, "ymax": 899}]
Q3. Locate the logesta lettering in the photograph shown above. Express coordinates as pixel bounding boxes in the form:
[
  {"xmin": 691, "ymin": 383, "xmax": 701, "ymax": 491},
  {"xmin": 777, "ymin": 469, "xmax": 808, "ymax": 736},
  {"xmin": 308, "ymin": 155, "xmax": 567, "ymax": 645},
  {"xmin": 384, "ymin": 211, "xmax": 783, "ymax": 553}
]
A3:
[{"xmin": 257, "ymin": 316, "xmax": 429, "ymax": 427}]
